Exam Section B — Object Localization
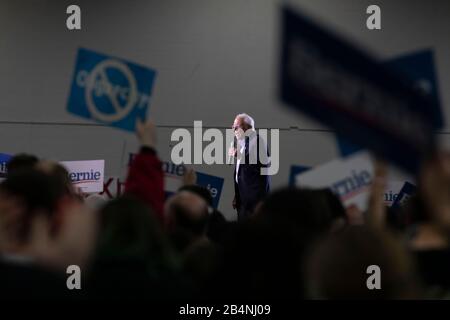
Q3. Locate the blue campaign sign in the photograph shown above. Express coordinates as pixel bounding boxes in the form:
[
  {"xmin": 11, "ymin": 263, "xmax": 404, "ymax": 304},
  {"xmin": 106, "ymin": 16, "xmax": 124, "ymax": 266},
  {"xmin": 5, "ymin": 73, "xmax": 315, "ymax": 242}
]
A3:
[
  {"xmin": 67, "ymin": 48, "xmax": 157, "ymax": 132},
  {"xmin": 196, "ymin": 172, "xmax": 224, "ymax": 209},
  {"xmin": 280, "ymin": 7, "xmax": 438, "ymax": 174},
  {"xmin": 391, "ymin": 181, "xmax": 417, "ymax": 209},
  {"xmin": 335, "ymin": 136, "xmax": 362, "ymax": 158},
  {"xmin": 336, "ymin": 49, "xmax": 443, "ymax": 157},
  {"xmin": 0, "ymin": 153, "xmax": 12, "ymax": 178},
  {"xmin": 288, "ymin": 165, "xmax": 311, "ymax": 186},
  {"xmin": 386, "ymin": 49, "xmax": 443, "ymax": 129}
]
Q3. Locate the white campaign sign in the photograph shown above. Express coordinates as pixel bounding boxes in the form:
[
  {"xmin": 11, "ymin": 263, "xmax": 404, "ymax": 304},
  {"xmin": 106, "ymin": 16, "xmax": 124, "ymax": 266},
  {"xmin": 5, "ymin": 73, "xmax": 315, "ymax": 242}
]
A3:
[
  {"xmin": 61, "ymin": 160, "xmax": 105, "ymax": 193},
  {"xmin": 295, "ymin": 151, "xmax": 375, "ymax": 211},
  {"xmin": 383, "ymin": 181, "xmax": 405, "ymax": 207}
]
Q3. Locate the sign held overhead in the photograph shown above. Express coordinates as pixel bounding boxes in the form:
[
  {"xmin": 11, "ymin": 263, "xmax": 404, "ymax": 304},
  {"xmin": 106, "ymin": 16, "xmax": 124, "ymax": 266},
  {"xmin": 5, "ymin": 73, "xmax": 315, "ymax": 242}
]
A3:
[{"xmin": 279, "ymin": 6, "xmax": 439, "ymax": 174}]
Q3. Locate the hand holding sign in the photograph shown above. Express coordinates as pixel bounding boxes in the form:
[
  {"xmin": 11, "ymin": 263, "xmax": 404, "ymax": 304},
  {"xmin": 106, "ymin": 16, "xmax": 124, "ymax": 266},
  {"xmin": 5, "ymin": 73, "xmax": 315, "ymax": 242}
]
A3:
[
  {"xmin": 367, "ymin": 158, "xmax": 388, "ymax": 228},
  {"xmin": 182, "ymin": 167, "xmax": 197, "ymax": 186},
  {"xmin": 280, "ymin": 7, "xmax": 438, "ymax": 174},
  {"xmin": 136, "ymin": 118, "xmax": 156, "ymax": 149}
]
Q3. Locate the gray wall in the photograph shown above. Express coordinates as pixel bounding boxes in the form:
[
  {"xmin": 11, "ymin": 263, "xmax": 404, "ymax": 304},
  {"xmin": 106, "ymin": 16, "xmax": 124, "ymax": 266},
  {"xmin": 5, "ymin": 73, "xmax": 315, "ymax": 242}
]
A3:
[{"xmin": 1, "ymin": 0, "xmax": 449, "ymax": 219}]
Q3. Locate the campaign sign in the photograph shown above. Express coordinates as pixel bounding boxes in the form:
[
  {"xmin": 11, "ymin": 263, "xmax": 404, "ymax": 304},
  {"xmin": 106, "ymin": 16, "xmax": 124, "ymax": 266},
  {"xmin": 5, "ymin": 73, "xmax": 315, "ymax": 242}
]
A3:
[
  {"xmin": 336, "ymin": 49, "xmax": 443, "ymax": 157},
  {"xmin": 295, "ymin": 151, "xmax": 374, "ymax": 211},
  {"xmin": 0, "ymin": 153, "xmax": 12, "ymax": 179},
  {"xmin": 67, "ymin": 48, "xmax": 157, "ymax": 132},
  {"xmin": 162, "ymin": 163, "xmax": 224, "ymax": 209},
  {"xmin": 386, "ymin": 49, "xmax": 443, "ymax": 129},
  {"xmin": 128, "ymin": 153, "xmax": 224, "ymax": 208},
  {"xmin": 127, "ymin": 153, "xmax": 187, "ymax": 197},
  {"xmin": 99, "ymin": 177, "xmax": 126, "ymax": 199},
  {"xmin": 159, "ymin": 165, "xmax": 224, "ymax": 208},
  {"xmin": 280, "ymin": 7, "xmax": 437, "ymax": 174},
  {"xmin": 162, "ymin": 161, "xmax": 188, "ymax": 203},
  {"xmin": 196, "ymin": 172, "xmax": 224, "ymax": 209},
  {"xmin": 335, "ymin": 136, "xmax": 362, "ymax": 158},
  {"xmin": 391, "ymin": 181, "xmax": 417, "ymax": 209},
  {"xmin": 60, "ymin": 160, "xmax": 105, "ymax": 193},
  {"xmin": 383, "ymin": 181, "xmax": 406, "ymax": 207}
]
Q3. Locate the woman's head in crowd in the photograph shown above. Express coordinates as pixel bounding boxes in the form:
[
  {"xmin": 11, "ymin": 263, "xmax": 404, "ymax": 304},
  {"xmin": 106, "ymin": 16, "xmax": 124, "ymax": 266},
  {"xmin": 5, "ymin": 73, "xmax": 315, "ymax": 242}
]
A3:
[{"xmin": 95, "ymin": 196, "xmax": 175, "ymax": 267}]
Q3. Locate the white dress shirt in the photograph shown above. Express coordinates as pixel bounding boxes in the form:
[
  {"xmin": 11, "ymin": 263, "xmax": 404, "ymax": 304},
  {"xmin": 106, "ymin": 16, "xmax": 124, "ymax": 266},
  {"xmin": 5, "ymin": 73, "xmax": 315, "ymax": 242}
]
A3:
[
  {"xmin": 235, "ymin": 138, "xmax": 246, "ymax": 184},
  {"xmin": 235, "ymin": 130, "xmax": 257, "ymax": 184}
]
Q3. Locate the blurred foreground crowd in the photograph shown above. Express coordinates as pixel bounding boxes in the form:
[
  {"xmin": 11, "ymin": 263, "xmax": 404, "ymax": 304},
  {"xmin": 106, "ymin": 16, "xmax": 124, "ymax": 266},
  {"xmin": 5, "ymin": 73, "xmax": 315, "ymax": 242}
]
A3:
[{"xmin": 1, "ymin": 120, "xmax": 450, "ymax": 300}]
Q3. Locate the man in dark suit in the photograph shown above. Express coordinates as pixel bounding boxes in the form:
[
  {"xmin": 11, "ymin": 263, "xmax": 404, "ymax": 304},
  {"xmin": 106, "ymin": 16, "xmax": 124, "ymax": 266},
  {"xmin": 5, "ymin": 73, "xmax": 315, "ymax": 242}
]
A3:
[{"xmin": 229, "ymin": 114, "xmax": 270, "ymax": 221}]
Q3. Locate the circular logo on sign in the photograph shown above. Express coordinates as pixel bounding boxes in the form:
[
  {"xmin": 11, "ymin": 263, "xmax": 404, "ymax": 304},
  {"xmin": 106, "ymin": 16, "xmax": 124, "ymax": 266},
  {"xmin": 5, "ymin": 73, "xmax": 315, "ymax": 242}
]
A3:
[{"xmin": 85, "ymin": 59, "xmax": 138, "ymax": 123}]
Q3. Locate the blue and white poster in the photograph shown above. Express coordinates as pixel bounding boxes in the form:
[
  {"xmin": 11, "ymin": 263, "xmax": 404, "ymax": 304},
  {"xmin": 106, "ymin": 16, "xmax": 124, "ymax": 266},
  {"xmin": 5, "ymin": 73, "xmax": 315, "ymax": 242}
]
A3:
[
  {"xmin": 128, "ymin": 153, "xmax": 224, "ymax": 209},
  {"xmin": 60, "ymin": 159, "xmax": 105, "ymax": 193},
  {"xmin": 386, "ymin": 49, "xmax": 443, "ymax": 129},
  {"xmin": 163, "ymin": 171, "xmax": 224, "ymax": 209},
  {"xmin": 280, "ymin": 7, "xmax": 438, "ymax": 174},
  {"xmin": 336, "ymin": 49, "xmax": 443, "ymax": 157},
  {"xmin": 391, "ymin": 181, "xmax": 417, "ymax": 209},
  {"xmin": 67, "ymin": 48, "xmax": 157, "ymax": 132},
  {"xmin": 196, "ymin": 172, "xmax": 224, "ymax": 209},
  {"xmin": 0, "ymin": 153, "xmax": 12, "ymax": 178}
]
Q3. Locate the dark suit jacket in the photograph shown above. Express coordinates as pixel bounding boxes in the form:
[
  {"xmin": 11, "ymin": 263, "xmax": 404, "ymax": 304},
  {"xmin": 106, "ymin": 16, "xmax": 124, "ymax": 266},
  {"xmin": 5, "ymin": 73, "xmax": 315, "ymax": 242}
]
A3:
[{"xmin": 234, "ymin": 132, "xmax": 270, "ymax": 219}]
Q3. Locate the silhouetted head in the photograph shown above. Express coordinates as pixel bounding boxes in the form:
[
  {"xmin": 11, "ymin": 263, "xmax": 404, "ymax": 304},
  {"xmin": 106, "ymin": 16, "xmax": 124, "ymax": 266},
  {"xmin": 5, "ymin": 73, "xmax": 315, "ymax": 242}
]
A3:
[
  {"xmin": 178, "ymin": 185, "xmax": 213, "ymax": 207},
  {"xmin": 305, "ymin": 225, "xmax": 421, "ymax": 299},
  {"xmin": 97, "ymin": 196, "xmax": 170, "ymax": 261},
  {"xmin": 36, "ymin": 160, "xmax": 77, "ymax": 198},
  {"xmin": 6, "ymin": 153, "xmax": 39, "ymax": 175},
  {"xmin": 0, "ymin": 168, "xmax": 66, "ymax": 244},
  {"xmin": 165, "ymin": 191, "xmax": 209, "ymax": 237},
  {"xmin": 257, "ymin": 187, "xmax": 346, "ymax": 237}
]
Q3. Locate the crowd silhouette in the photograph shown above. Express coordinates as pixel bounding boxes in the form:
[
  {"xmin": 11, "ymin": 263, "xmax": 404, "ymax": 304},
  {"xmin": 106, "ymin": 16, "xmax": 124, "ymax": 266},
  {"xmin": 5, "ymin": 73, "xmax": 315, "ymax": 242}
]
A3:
[{"xmin": 1, "ymin": 119, "xmax": 450, "ymax": 300}]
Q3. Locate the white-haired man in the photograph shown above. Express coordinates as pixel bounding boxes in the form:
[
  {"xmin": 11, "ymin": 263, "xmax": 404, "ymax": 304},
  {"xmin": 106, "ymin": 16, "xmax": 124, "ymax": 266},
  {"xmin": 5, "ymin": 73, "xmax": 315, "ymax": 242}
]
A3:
[{"xmin": 229, "ymin": 114, "xmax": 270, "ymax": 221}]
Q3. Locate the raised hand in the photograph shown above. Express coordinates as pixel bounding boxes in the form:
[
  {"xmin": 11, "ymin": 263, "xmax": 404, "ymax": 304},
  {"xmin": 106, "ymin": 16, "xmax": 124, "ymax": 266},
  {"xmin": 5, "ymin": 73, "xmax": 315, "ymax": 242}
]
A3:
[{"xmin": 136, "ymin": 118, "xmax": 157, "ymax": 149}]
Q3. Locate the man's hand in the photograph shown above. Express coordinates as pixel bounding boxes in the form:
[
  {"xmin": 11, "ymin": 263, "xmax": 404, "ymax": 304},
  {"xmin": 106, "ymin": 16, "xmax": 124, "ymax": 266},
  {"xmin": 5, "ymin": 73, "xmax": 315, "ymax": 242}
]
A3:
[
  {"xmin": 228, "ymin": 147, "xmax": 237, "ymax": 158},
  {"xmin": 136, "ymin": 118, "xmax": 156, "ymax": 149}
]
